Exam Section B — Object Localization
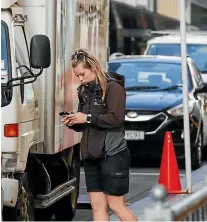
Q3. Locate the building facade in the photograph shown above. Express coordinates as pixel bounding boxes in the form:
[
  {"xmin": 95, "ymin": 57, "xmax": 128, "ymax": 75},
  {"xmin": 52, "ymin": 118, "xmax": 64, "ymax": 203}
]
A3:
[
  {"xmin": 112, "ymin": 0, "xmax": 155, "ymax": 11},
  {"xmin": 155, "ymin": 0, "xmax": 207, "ymax": 30},
  {"xmin": 156, "ymin": 0, "xmax": 179, "ymax": 21}
]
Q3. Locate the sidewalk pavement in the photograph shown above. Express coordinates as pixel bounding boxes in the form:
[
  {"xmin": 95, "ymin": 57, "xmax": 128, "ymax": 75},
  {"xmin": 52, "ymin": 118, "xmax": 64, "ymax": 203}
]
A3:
[{"xmin": 109, "ymin": 164, "xmax": 207, "ymax": 221}]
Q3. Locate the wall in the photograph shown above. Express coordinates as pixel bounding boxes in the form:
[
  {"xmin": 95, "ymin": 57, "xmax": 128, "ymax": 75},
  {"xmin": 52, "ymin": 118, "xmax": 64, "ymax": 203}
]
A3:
[
  {"xmin": 112, "ymin": 0, "xmax": 149, "ymax": 9},
  {"xmin": 156, "ymin": 0, "xmax": 192, "ymax": 24},
  {"xmin": 156, "ymin": 0, "xmax": 179, "ymax": 20}
]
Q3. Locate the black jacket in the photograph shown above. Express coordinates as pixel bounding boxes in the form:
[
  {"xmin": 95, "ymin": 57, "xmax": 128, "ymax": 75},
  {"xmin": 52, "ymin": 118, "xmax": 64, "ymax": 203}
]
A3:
[{"xmin": 70, "ymin": 72, "xmax": 127, "ymax": 159}]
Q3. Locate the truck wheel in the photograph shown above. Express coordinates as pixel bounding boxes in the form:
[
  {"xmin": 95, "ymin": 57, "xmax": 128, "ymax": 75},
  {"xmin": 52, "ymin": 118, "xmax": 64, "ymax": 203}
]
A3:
[
  {"xmin": 54, "ymin": 153, "xmax": 80, "ymax": 221},
  {"xmin": 3, "ymin": 173, "xmax": 34, "ymax": 221},
  {"xmin": 191, "ymin": 131, "xmax": 203, "ymax": 170},
  {"xmin": 34, "ymin": 207, "xmax": 53, "ymax": 221}
]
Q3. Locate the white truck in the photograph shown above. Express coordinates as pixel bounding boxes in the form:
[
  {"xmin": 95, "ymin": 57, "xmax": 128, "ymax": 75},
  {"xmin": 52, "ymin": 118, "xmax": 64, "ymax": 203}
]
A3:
[
  {"xmin": 1, "ymin": 0, "xmax": 109, "ymax": 220},
  {"xmin": 144, "ymin": 31, "xmax": 207, "ymax": 82}
]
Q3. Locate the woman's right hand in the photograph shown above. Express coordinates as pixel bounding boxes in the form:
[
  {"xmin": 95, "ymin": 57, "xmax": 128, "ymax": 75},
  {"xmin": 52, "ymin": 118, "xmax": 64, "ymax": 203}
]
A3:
[{"xmin": 61, "ymin": 115, "xmax": 73, "ymax": 126}]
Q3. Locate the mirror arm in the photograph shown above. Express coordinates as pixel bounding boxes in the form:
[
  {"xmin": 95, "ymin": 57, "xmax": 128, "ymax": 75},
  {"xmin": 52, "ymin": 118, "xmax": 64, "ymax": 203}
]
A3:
[
  {"xmin": 11, "ymin": 76, "xmax": 38, "ymax": 88},
  {"xmin": 7, "ymin": 75, "xmax": 37, "ymax": 89},
  {"xmin": 17, "ymin": 65, "xmax": 43, "ymax": 76},
  {"xmin": 7, "ymin": 66, "xmax": 43, "ymax": 89},
  {"xmin": 193, "ymin": 89, "xmax": 198, "ymax": 100},
  {"xmin": 34, "ymin": 67, "xmax": 43, "ymax": 77}
]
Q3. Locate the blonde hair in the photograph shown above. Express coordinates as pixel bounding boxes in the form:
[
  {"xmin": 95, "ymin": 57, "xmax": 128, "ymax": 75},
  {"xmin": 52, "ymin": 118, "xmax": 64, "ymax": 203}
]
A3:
[{"xmin": 71, "ymin": 48, "xmax": 107, "ymax": 101}]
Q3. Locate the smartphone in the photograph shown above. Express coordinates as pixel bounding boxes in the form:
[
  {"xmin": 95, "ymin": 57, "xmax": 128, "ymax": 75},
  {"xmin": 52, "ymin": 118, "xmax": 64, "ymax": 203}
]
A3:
[{"xmin": 59, "ymin": 111, "xmax": 72, "ymax": 117}]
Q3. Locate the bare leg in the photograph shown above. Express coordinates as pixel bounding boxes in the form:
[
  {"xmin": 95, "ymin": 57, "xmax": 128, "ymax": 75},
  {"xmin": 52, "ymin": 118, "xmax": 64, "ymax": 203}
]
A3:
[
  {"xmin": 107, "ymin": 195, "xmax": 138, "ymax": 221},
  {"xmin": 89, "ymin": 192, "xmax": 109, "ymax": 221}
]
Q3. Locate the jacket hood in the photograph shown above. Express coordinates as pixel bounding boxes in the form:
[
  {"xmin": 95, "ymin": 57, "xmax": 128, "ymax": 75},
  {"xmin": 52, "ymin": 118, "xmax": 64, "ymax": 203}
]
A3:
[{"xmin": 106, "ymin": 72, "xmax": 125, "ymax": 87}]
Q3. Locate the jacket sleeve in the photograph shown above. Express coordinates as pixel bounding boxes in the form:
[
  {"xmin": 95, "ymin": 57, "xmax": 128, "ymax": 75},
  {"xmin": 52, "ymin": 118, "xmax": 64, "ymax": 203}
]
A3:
[
  {"xmin": 90, "ymin": 82, "xmax": 125, "ymax": 128},
  {"xmin": 67, "ymin": 103, "xmax": 87, "ymax": 132}
]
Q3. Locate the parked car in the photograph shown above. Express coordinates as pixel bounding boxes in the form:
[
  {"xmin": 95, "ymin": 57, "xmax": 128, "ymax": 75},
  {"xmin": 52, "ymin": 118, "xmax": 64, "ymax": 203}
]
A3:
[
  {"xmin": 144, "ymin": 33, "xmax": 207, "ymax": 82},
  {"xmin": 108, "ymin": 55, "xmax": 207, "ymax": 169}
]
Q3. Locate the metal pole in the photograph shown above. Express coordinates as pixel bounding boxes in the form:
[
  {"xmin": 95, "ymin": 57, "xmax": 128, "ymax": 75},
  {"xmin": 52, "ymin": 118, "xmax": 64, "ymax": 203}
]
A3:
[{"xmin": 179, "ymin": 0, "xmax": 192, "ymax": 193}]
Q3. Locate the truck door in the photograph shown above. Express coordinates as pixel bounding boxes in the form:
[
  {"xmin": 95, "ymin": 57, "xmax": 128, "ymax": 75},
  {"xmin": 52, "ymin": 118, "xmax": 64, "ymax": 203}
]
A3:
[
  {"xmin": 14, "ymin": 24, "xmax": 37, "ymax": 122},
  {"xmin": 13, "ymin": 21, "xmax": 40, "ymax": 163}
]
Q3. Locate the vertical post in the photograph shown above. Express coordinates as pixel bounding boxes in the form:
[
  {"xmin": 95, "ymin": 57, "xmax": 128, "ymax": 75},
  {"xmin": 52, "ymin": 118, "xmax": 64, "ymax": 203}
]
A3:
[
  {"xmin": 1, "ymin": 187, "xmax": 4, "ymax": 220},
  {"xmin": 179, "ymin": 0, "xmax": 192, "ymax": 193},
  {"xmin": 106, "ymin": 0, "xmax": 110, "ymax": 65},
  {"xmin": 185, "ymin": 0, "xmax": 191, "ymax": 26},
  {"xmin": 143, "ymin": 185, "xmax": 173, "ymax": 221},
  {"xmin": 148, "ymin": 0, "xmax": 155, "ymax": 12}
]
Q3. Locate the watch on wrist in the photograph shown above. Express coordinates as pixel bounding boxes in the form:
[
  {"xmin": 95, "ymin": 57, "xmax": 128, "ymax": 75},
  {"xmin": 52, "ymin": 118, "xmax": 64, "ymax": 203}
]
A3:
[{"xmin": 86, "ymin": 114, "xmax": 92, "ymax": 123}]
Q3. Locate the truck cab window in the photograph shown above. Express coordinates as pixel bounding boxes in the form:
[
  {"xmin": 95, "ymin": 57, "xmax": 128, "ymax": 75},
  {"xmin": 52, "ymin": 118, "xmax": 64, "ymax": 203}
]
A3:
[{"xmin": 1, "ymin": 21, "xmax": 12, "ymax": 107}]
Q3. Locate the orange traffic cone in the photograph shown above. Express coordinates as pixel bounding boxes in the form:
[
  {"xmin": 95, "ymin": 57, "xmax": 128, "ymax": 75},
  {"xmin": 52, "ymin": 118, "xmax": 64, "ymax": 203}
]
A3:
[{"xmin": 158, "ymin": 132, "xmax": 185, "ymax": 194}]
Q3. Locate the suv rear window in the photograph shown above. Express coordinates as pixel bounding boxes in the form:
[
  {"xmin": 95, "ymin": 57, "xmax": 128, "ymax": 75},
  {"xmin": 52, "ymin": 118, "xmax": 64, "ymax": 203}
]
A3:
[{"xmin": 147, "ymin": 43, "xmax": 207, "ymax": 72}]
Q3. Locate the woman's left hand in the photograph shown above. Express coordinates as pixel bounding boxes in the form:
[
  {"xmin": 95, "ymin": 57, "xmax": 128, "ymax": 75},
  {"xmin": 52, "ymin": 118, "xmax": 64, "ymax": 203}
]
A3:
[{"xmin": 64, "ymin": 112, "xmax": 87, "ymax": 125}]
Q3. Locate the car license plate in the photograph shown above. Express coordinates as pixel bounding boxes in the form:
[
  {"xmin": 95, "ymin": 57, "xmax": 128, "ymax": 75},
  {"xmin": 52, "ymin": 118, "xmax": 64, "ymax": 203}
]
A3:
[{"xmin": 125, "ymin": 131, "xmax": 145, "ymax": 140}]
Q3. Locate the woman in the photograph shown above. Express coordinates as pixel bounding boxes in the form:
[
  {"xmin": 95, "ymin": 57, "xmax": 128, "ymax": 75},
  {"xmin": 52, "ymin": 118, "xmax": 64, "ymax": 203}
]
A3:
[{"xmin": 62, "ymin": 49, "xmax": 137, "ymax": 221}]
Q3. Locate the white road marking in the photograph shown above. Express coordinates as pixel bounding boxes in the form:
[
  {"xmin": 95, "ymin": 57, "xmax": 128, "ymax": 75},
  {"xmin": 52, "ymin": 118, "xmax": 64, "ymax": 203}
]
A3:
[
  {"xmin": 80, "ymin": 171, "xmax": 185, "ymax": 176},
  {"xmin": 129, "ymin": 172, "xmax": 185, "ymax": 176}
]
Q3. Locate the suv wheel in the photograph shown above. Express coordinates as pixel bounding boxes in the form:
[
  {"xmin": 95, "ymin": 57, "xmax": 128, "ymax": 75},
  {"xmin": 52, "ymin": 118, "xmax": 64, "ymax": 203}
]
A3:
[{"xmin": 191, "ymin": 131, "xmax": 203, "ymax": 170}]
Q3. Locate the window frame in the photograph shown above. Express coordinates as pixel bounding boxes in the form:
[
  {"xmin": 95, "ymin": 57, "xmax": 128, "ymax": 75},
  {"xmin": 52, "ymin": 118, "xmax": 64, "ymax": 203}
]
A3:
[
  {"xmin": 1, "ymin": 20, "xmax": 12, "ymax": 84},
  {"xmin": 188, "ymin": 59, "xmax": 202, "ymax": 89},
  {"xmin": 191, "ymin": 61, "xmax": 203, "ymax": 87},
  {"xmin": 14, "ymin": 24, "xmax": 30, "ymax": 103},
  {"xmin": 1, "ymin": 21, "xmax": 13, "ymax": 108}
]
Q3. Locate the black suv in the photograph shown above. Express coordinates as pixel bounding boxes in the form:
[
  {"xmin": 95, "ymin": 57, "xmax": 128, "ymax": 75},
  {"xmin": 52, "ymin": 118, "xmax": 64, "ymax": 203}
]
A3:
[{"xmin": 108, "ymin": 55, "xmax": 207, "ymax": 169}]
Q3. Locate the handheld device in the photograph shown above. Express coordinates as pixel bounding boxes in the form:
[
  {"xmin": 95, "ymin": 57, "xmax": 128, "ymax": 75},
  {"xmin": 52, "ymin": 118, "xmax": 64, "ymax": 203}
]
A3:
[{"xmin": 59, "ymin": 111, "xmax": 72, "ymax": 117}]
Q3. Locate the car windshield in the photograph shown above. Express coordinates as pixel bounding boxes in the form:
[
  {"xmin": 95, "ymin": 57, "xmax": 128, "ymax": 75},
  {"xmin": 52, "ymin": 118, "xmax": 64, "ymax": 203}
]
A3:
[
  {"xmin": 147, "ymin": 44, "xmax": 207, "ymax": 72},
  {"xmin": 108, "ymin": 61, "xmax": 192, "ymax": 90},
  {"xmin": 1, "ymin": 22, "xmax": 10, "ymax": 84}
]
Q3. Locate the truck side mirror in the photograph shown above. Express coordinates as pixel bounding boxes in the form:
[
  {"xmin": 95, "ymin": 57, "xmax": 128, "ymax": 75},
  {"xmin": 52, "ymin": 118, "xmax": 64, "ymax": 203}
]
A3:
[
  {"xmin": 195, "ymin": 83, "xmax": 207, "ymax": 94},
  {"xmin": 30, "ymin": 35, "xmax": 51, "ymax": 69}
]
